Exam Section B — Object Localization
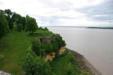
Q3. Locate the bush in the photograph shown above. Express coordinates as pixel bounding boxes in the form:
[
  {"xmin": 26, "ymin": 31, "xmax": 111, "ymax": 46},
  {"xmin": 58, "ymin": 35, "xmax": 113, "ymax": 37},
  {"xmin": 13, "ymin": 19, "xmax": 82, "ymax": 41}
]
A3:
[
  {"xmin": 21, "ymin": 50, "xmax": 53, "ymax": 75},
  {"xmin": 32, "ymin": 40, "xmax": 54, "ymax": 56},
  {"xmin": 51, "ymin": 34, "xmax": 66, "ymax": 52},
  {"xmin": 32, "ymin": 40, "xmax": 43, "ymax": 56},
  {"xmin": 80, "ymin": 70, "xmax": 89, "ymax": 75},
  {"xmin": 32, "ymin": 34, "xmax": 66, "ymax": 57},
  {"xmin": 41, "ymin": 43, "xmax": 53, "ymax": 54}
]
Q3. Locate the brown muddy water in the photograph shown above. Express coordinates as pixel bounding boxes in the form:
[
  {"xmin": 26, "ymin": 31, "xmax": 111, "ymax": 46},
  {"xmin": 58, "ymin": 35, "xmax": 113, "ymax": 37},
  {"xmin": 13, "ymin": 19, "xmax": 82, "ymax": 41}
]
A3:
[{"xmin": 48, "ymin": 27, "xmax": 113, "ymax": 75}]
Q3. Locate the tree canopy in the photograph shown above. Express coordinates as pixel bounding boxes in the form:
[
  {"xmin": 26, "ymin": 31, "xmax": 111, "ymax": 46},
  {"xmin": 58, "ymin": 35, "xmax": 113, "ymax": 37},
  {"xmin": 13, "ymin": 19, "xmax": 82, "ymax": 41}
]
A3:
[
  {"xmin": 0, "ymin": 9, "xmax": 38, "ymax": 38},
  {"xmin": 0, "ymin": 13, "xmax": 9, "ymax": 38},
  {"xmin": 26, "ymin": 15, "xmax": 38, "ymax": 33}
]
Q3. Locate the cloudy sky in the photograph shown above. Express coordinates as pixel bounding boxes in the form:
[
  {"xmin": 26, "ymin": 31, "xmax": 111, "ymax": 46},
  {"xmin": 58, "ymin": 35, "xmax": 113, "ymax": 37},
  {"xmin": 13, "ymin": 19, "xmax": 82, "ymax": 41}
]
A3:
[{"xmin": 0, "ymin": 0, "xmax": 113, "ymax": 27}]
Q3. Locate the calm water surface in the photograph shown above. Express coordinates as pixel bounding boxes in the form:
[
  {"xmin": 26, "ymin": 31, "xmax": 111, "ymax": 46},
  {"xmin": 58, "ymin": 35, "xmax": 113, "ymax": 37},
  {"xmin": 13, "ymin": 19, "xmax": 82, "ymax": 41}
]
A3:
[{"xmin": 48, "ymin": 27, "xmax": 113, "ymax": 75}]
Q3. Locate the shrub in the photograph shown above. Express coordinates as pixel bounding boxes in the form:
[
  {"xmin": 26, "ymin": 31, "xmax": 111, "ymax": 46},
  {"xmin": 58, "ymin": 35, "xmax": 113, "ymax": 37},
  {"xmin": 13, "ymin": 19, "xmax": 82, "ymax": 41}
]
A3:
[
  {"xmin": 80, "ymin": 70, "xmax": 90, "ymax": 75},
  {"xmin": 32, "ymin": 40, "xmax": 42, "ymax": 56},
  {"xmin": 21, "ymin": 50, "xmax": 53, "ymax": 75}
]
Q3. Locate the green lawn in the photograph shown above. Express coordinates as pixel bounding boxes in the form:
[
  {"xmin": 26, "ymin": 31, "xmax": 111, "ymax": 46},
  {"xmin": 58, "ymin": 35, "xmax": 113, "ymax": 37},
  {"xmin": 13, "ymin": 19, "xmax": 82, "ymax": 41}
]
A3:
[{"xmin": 0, "ymin": 31, "xmax": 35, "ymax": 75}]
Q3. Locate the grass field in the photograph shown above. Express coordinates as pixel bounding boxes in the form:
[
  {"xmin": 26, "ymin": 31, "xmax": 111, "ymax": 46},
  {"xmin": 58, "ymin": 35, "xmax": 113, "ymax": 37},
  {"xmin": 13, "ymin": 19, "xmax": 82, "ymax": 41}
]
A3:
[{"xmin": 0, "ymin": 31, "xmax": 35, "ymax": 75}]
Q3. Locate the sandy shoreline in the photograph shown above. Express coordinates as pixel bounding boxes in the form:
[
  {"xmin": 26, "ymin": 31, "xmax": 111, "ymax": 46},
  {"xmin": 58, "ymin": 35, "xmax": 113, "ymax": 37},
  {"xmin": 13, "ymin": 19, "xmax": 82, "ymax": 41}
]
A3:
[{"xmin": 71, "ymin": 50, "xmax": 102, "ymax": 75}]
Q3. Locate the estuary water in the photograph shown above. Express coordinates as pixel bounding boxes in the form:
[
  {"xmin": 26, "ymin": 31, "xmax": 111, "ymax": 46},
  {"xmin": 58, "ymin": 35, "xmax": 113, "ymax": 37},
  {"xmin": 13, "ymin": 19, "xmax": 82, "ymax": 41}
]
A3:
[{"xmin": 48, "ymin": 27, "xmax": 113, "ymax": 75}]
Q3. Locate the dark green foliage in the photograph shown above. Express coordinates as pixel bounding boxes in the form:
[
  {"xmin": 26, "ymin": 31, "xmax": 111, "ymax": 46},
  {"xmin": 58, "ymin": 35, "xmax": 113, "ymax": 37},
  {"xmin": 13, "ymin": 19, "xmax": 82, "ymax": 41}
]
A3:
[
  {"xmin": 4, "ymin": 9, "xmax": 13, "ymax": 30},
  {"xmin": 32, "ymin": 34, "xmax": 66, "ymax": 56},
  {"xmin": 44, "ymin": 27, "xmax": 49, "ymax": 31},
  {"xmin": 11, "ymin": 13, "xmax": 21, "ymax": 25},
  {"xmin": 0, "ymin": 13, "xmax": 9, "ymax": 38},
  {"xmin": 41, "ymin": 43, "xmax": 53, "ymax": 54},
  {"xmin": 4, "ymin": 9, "xmax": 12, "ymax": 17},
  {"xmin": 51, "ymin": 38, "xmax": 59, "ymax": 52},
  {"xmin": 32, "ymin": 40, "xmax": 44, "ymax": 56},
  {"xmin": 22, "ymin": 50, "xmax": 53, "ymax": 75},
  {"xmin": 38, "ymin": 27, "xmax": 48, "ymax": 31},
  {"xmin": 0, "ymin": 10, "xmax": 4, "ymax": 14},
  {"xmin": 51, "ymin": 34, "xmax": 66, "ymax": 52},
  {"xmin": 22, "ymin": 50, "xmax": 39, "ymax": 75},
  {"xmin": 4, "ymin": 9, "xmax": 26, "ymax": 30},
  {"xmin": 32, "ymin": 40, "xmax": 53, "ymax": 56},
  {"xmin": 55, "ymin": 34, "xmax": 66, "ymax": 48},
  {"xmin": 26, "ymin": 15, "xmax": 38, "ymax": 33},
  {"xmin": 16, "ymin": 24, "xmax": 23, "ymax": 32},
  {"xmin": 0, "ymin": 9, "xmax": 38, "ymax": 33},
  {"xmin": 21, "ymin": 17, "xmax": 26, "ymax": 30},
  {"xmin": 11, "ymin": 13, "xmax": 25, "ymax": 31},
  {"xmin": 35, "ymin": 29, "xmax": 53, "ymax": 36}
]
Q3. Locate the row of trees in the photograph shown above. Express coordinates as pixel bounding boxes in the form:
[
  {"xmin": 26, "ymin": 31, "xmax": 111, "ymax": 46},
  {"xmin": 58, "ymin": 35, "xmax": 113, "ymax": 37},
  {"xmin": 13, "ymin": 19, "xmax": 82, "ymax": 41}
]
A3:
[
  {"xmin": 32, "ymin": 34, "xmax": 66, "ymax": 56},
  {"xmin": 0, "ymin": 9, "xmax": 38, "ymax": 38}
]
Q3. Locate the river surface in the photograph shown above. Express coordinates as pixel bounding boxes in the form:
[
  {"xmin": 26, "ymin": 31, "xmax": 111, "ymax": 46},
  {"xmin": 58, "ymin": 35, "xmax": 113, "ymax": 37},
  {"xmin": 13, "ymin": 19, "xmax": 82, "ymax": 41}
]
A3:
[{"xmin": 48, "ymin": 27, "xmax": 113, "ymax": 75}]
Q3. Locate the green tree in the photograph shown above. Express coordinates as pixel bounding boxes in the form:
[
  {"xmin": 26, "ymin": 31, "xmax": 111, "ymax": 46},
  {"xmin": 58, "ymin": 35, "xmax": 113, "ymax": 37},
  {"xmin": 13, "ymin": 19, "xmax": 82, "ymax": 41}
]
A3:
[
  {"xmin": 11, "ymin": 13, "xmax": 23, "ymax": 30},
  {"xmin": 51, "ymin": 38, "xmax": 59, "ymax": 52},
  {"xmin": 52, "ymin": 34, "xmax": 66, "ymax": 51},
  {"xmin": 0, "ymin": 10, "xmax": 4, "ymax": 14},
  {"xmin": 44, "ymin": 27, "xmax": 49, "ymax": 31},
  {"xmin": 4, "ymin": 9, "xmax": 13, "ymax": 30},
  {"xmin": 26, "ymin": 15, "xmax": 38, "ymax": 33},
  {"xmin": 42, "ymin": 43, "xmax": 53, "ymax": 54},
  {"xmin": 56, "ymin": 34, "xmax": 66, "ymax": 48},
  {"xmin": 0, "ymin": 13, "xmax": 9, "ymax": 38},
  {"xmin": 21, "ymin": 17, "xmax": 26, "ymax": 30},
  {"xmin": 22, "ymin": 50, "xmax": 53, "ymax": 75},
  {"xmin": 22, "ymin": 50, "xmax": 39, "ymax": 75}
]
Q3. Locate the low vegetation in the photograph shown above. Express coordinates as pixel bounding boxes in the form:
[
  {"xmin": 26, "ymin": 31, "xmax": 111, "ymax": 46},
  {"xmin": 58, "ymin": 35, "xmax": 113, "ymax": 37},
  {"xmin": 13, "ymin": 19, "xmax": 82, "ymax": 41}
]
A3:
[
  {"xmin": 0, "ymin": 9, "xmax": 89, "ymax": 75},
  {"xmin": 0, "ymin": 32, "xmax": 35, "ymax": 75}
]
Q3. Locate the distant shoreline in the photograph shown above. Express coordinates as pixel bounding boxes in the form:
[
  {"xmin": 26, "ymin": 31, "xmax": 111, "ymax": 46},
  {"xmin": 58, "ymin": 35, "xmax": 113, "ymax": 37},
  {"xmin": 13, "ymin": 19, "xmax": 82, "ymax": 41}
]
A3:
[{"xmin": 46, "ymin": 26, "xmax": 113, "ymax": 29}]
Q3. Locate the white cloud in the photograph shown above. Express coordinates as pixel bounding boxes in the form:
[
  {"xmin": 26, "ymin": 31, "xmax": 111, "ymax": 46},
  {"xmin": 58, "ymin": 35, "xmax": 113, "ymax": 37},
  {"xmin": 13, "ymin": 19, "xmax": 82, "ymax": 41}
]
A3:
[
  {"xmin": 56, "ymin": 18, "xmax": 110, "ymax": 26},
  {"xmin": 0, "ymin": 0, "xmax": 111, "ymax": 27},
  {"xmin": 66, "ymin": 0, "xmax": 103, "ymax": 8}
]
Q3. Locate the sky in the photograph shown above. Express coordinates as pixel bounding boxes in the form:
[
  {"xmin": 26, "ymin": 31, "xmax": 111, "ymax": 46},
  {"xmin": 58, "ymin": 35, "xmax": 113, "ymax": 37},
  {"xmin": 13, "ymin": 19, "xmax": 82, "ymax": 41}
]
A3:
[{"xmin": 0, "ymin": 0, "xmax": 113, "ymax": 27}]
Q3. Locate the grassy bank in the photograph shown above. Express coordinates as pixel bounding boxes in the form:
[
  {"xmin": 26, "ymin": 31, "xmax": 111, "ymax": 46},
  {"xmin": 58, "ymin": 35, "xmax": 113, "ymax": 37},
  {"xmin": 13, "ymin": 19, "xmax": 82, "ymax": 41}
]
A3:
[
  {"xmin": 0, "ymin": 32, "xmax": 35, "ymax": 75},
  {"xmin": 0, "ymin": 31, "xmax": 89, "ymax": 75}
]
